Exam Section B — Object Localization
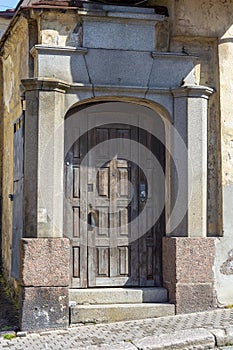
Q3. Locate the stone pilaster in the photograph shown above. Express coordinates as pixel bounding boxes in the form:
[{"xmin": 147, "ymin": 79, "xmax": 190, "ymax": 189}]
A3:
[
  {"xmin": 22, "ymin": 79, "xmax": 68, "ymax": 238},
  {"xmin": 171, "ymin": 85, "xmax": 214, "ymax": 237}
]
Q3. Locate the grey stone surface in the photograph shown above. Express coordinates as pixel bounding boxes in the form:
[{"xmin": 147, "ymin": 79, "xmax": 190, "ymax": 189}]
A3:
[
  {"xmin": 83, "ymin": 19, "xmax": 156, "ymax": 51},
  {"xmin": 209, "ymin": 329, "xmax": 227, "ymax": 347},
  {"xmin": 85, "ymin": 343, "xmax": 137, "ymax": 350},
  {"xmin": 34, "ymin": 46, "xmax": 90, "ymax": 84},
  {"xmin": 149, "ymin": 54, "xmax": 197, "ymax": 88},
  {"xmin": 82, "ymin": 4, "xmax": 155, "ymax": 14},
  {"xmin": 171, "ymin": 86, "xmax": 213, "ymax": 237},
  {"xmin": 23, "ymin": 89, "xmax": 39, "ymax": 237},
  {"xmin": 226, "ymin": 327, "xmax": 233, "ymax": 344},
  {"xmin": 20, "ymin": 287, "xmax": 69, "ymax": 331},
  {"xmin": 1, "ymin": 308, "xmax": 233, "ymax": 349},
  {"xmin": 69, "ymin": 287, "xmax": 168, "ymax": 305},
  {"xmin": 133, "ymin": 328, "xmax": 215, "ymax": 349},
  {"xmin": 85, "ymin": 49, "xmax": 153, "ymax": 87},
  {"xmin": 71, "ymin": 303, "xmax": 175, "ymax": 324}
]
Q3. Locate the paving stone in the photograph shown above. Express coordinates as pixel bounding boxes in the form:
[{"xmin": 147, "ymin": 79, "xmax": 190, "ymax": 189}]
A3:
[
  {"xmin": 85, "ymin": 342, "xmax": 137, "ymax": 349},
  {"xmin": 1, "ymin": 309, "xmax": 233, "ymax": 349},
  {"xmin": 225, "ymin": 327, "xmax": 233, "ymax": 345},
  {"xmin": 209, "ymin": 329, "xmax": 227, "ymax": 347},
  {"xmin": 16, "ymin": 331, "xmax": 27, "ymax": 337},
  {"xmin": 133, "ymin": 328, "xmax": 215, "ymax": 350}
]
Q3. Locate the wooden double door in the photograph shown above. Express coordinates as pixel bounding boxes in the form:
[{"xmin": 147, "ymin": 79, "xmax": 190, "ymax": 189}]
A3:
[{"xmin": 65, "ymin": 120, "xmax": 164, "ymax": 288}]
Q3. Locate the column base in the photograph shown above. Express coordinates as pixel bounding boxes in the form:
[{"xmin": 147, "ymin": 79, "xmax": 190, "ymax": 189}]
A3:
[
  {"xmin": 163, "ymin": 237, "xmax": 217, "ymax": 314},
  {"xmin": 20, "ymin": 287, "xmax": 69, "ymax": 331},
  {"xmin": 19, "ymin": 238, "xmax": 70, "ymax": 331}
]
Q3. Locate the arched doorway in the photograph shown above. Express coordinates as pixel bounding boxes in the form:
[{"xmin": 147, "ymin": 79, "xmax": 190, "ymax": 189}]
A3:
[{"xmin": 64, "ymin": 102, "xmax": 166, "ymax": 288}]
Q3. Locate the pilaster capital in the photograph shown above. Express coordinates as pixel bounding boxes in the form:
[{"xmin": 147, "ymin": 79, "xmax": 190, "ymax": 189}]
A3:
[
  {"xmin": 171, "ymin": 85, "xmax": 214, "ymax": 99},
  {"xmin": 21, "ymin": 78, "xmax": 70, "ymax": 93}
]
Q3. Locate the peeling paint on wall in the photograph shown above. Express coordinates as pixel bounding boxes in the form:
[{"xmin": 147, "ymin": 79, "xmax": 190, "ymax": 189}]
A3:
[{"xmin": 220, "ymin": 249, "xmax": 233, "ymax": 275}]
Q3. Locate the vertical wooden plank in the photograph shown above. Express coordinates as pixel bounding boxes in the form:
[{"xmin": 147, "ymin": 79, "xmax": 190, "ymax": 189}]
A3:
[
  {"xmin": 98, "ymin": 168, "xmax": 109, "ymax": 197},
  {"xmin": 73, "ymin": 167, "xmax": 80, "ymax": 198},
  {"xmin": 97, "ymin": 247, "xmax": 109, "ymax": 276},
  {"xmin": 117, "ymin": 129, "xmax": 131, "ymax": 160},
  {"xmin": 118, "ymin": 168, "xmax": 129, "ymax": 197},
  {"xmin": 119, "ymin": 247, "xmax": 129, "ymax": 276},
  {"xmin": 109, "ymin": 157, "xmax": 119, "ymax": 279},
  {"xmin": 146, "ymin": 206, "xmax": 153, "ymax": 238},
  {"xmin": 73, "ymin": 207, "xmax": 80, "ymax": 237},
  {"xmin": 119, "ymin": 208, "xmax": 129, "ymax": 236},
  {"xmin": 98, "ymin": 207, "xmax": 109, "ymax": 237},
  {"xmin": 73, "ymin": 247, "xmax": 80, "ymax": 278},
  {"xmin": 73, "ymin": 139, "xmax": 80, "ymax": 158},
  {"xmin": 96, "ymin": 128, "xmax": 109, "ymax": 158},
  {"xmin": 147, "ymin": 246, "xmax": 153, "ymax": 280},
  {"xmin": 146, "ymin": 169, "xmax": 152, "ymax": 199}
]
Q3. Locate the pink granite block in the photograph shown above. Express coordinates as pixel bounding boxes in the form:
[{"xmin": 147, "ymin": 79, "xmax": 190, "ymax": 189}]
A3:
[{"xmin": 20, "ymin": 238, "xmax": 70, "ymax": 287}]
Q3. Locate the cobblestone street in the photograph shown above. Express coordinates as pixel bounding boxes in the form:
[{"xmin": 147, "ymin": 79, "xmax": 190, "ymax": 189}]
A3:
[{"xmin": 0, "ymin": 305, "xmax": 233, "ymax": 349}]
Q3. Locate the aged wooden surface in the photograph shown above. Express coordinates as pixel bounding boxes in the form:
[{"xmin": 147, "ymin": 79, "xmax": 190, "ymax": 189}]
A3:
[{"xmin": 65, "ymin": 122, "xmax": 164, "ymax": 288}]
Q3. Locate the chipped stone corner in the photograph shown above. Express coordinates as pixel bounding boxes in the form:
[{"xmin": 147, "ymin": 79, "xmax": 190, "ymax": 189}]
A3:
[{"xmin": 214, "ymin": 236, "xmax": 233, "ymax": 307}]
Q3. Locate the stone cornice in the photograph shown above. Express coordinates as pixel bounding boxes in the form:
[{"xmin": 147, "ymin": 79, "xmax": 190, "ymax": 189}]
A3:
[
  {"xmin": 22, "ymin": 78, "xmax": 213, "ymax": 99},
  {"xmin": 21, "ymin": 78, "xmax": 174, "ymax": 95},
  {"xmin": 151, "ymin": 52, "xmax": 199, "ymax": 60},
  {"xmin": 171, "ymin": 85, "xmax": 215, "ymax": 99},
  {"xmin": 21, "ymin": 78, "xmax": 71, "ymax": 93},
  {"xmin": 30, "ymin": 45, "xmax": 88, "ymax": 57}
]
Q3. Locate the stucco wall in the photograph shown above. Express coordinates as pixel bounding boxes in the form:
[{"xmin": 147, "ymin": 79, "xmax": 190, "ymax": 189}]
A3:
[
  {"xmin": 40, "ymin": 11, "xmax": 81, "ymax": 47},
  {"xmin": 0, "ymin": 16, "xmax": 29, "ymax": 283},
  {"xmin": 156, "ymin": 0, "xmax": 233, "ymax": 306}
]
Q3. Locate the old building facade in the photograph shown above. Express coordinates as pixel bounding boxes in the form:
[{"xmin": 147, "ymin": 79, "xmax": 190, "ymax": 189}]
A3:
[{"xmin": 0, "ymin": 0, "xmax": 232, "ymax": 331}]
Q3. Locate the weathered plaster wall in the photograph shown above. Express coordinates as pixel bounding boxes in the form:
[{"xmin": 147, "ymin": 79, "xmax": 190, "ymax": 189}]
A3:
[
  {"xmin": 151, "ymin": 0, "xmax": 222, "ymax": 236},
  {"xmin": 215, "ymin": 24, "xmax": 233, "ymax": 305},
  {"xmin": 1, "ymin": 16, "xmax": 29, "ymax": 283},
  {"xmin": 40, "ymin": 11, "xmax": 81, "ymax": 47},
  {"xmin": 159, "ymin": 0, "xmax": 233, "ymax": 306}
]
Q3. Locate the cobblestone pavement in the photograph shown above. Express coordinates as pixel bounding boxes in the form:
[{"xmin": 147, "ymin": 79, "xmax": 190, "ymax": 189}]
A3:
[{"xmin": 0, "ymin": 308, "xmax": 232, "ymax": 349}]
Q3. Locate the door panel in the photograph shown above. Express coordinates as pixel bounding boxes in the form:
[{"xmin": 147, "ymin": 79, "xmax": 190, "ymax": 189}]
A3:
[
  {"xmin": 87, "ymin": 125, "xmax": 138, "ymax": 287},
  {"xmin": 65, "ymin": 115, "xmax": 164, "ymax": 288},
  {"xmin": 65, "ymin": 133, "xmax": 88, "ymax": 288}
]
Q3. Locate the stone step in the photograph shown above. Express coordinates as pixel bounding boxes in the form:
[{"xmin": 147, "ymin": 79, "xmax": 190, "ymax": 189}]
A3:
[
  {"xmin": 69, "ymin": 287, "xmax": 168, "ymax": 305},
  {"xmin": 70, "ymin": 303, "xmax": 175, "ymax": 324}
]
